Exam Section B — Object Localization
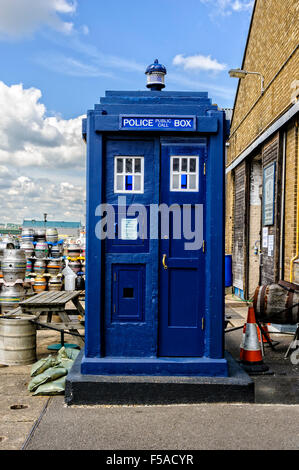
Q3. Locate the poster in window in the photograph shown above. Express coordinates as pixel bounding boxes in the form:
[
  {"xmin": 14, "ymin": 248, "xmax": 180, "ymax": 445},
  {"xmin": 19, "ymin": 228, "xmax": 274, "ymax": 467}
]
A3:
[{"xmin": 263, "ymin": 162, "xmax": 276, "ymax": 226}]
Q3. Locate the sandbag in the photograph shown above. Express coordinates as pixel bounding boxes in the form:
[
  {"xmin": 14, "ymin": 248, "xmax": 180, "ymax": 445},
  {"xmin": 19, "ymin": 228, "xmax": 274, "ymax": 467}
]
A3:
[
  {"xmin": 56, "ymin": 358, "xmax": 74, "ymax": 372},
  {"xmin": 30, "ymin": 355, "xmax": 57, "ymax": 377},
  {"xmin": 28, "ymin": 366, "xmax": 67, "ymax": 392},
  {"xmin": 33, "ymin": 376, "xmax": 66, "ymax": 396},
  {"xmin": 65, "ymin": 348, "xmax": 80, "ymax": 361}
]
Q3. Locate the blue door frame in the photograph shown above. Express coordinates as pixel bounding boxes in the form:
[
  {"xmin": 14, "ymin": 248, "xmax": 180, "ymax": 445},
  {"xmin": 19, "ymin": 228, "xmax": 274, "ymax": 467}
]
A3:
[{"xmin": 159, "ymin": 142, "xmax": 206, "ymax": 356}]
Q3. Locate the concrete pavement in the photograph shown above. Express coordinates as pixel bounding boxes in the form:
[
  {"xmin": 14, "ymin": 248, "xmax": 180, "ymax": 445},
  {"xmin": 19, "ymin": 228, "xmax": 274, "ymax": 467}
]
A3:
[
  {"xmin": 24, "ymin": 398, "xmax": 299, "ymax": 450},
  {"xmin": 1, "ymin": 294, "xmax": 299, "ymax": 450}
]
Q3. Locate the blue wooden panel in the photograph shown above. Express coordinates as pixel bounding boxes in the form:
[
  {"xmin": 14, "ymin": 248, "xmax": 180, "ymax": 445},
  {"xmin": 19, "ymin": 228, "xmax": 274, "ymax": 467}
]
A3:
[
  {"xmin": 103, "ymin": 138, "xmax": 158, "ymax": 357},
  {"xmin": 204, "ymin": 112, "xmax": 226, "ymax": 359},
  {"xmin": 106, "ymin": 205, "xmax": 150, "ymax": 253},
  {"xmin": 112, "ymin": 264, "xmax": 145, "ymax": 322},
  {"xmin": 168, "ymin": 268, "xmax": 198, "ymax": 327},
  {"xmin": 158, "ymin": 142, "xmax": 206, "ymax": 357}
]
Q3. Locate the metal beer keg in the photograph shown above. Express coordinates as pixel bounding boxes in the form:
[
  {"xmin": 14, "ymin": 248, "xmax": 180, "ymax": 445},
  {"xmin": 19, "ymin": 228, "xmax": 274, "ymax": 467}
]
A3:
[
  {"xmin": 20, "ymin": 241, "xmax": 35, "ymax": 258},
  {"xmin": 46, "ymin": 228, "xmax": 58, "ymax": 244},
  {"xmin": 35, "ymin": 241, "xmax": 48, "ymax": 259},
  {"xmin": 0, "ymin": 283, "xmax": 25, "ymax": 312},
  {"xmin": 1, "ymin": 249, "xmax": 26, "ymax": 283}
]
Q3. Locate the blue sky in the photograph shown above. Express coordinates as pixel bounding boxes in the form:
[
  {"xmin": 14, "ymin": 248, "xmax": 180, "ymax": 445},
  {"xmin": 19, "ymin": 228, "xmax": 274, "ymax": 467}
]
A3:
[
  {"xmin": 0, "ymin": 0, "xmax": 254, "ymax": 223},
  {"xmin": 0, "ymin": 0, "xmax": 254, "ymax": 117}
]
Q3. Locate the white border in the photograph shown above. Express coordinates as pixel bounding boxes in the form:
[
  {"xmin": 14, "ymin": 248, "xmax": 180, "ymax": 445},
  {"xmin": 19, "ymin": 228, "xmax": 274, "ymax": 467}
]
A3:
[
  {"xmin": 170, "ymin": 155, "xmax": 199, "ymax": 192},
  {"xmin": 114, "ymin": 156, "xmax": 144, "ymax": 194}
]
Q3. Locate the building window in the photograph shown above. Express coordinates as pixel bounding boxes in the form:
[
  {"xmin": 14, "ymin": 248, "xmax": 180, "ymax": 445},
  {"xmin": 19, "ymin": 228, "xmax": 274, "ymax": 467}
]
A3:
[
  {"xmin": 114, "ymin": 156, "xmax": 144, "ymax": 193},
  {"xmin": 170, "ymin": 156, "xmax": 199, "ymax": 191}
]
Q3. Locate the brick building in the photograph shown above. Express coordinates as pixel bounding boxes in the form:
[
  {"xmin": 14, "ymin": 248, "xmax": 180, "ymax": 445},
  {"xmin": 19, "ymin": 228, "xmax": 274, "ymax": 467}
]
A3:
[{"xmin": 226, "ymin": 0, "xmax": 299, "ymax": 299}]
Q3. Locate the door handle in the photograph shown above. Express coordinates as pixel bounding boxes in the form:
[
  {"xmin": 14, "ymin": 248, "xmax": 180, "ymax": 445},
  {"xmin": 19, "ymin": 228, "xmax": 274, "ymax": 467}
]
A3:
[{"xmin": 162, "ymin": 254, "xmax": 168, "ymax": 270}]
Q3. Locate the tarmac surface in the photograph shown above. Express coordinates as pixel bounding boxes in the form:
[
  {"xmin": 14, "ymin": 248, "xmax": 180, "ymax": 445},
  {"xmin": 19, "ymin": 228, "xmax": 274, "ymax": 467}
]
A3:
[{"xmin": 1, "ymin": 295, "xmax": 299, "ymax": 450}]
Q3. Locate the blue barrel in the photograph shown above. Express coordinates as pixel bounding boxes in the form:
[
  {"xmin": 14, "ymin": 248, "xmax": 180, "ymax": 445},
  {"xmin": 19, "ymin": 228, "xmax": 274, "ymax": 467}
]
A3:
[{"xmin": 225, "ymin": 255, "xmax": 232, "ymax": 287}]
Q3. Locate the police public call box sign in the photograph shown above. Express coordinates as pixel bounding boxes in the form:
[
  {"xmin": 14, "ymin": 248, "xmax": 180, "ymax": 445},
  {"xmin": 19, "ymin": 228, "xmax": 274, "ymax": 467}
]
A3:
[{"xmin": 120, "ymin": 115, "xmax": 196, "ymax": 131}]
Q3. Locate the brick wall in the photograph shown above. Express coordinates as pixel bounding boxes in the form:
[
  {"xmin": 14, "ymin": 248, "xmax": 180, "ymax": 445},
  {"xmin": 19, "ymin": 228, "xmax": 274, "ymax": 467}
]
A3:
[
  {"xmin": 226, "ymin": 0, "xmax": 299, "ymax": 287},
  {"xmin": 284, "ymin": 121, "xmax": 298, "ymax": 279},
  {"xmin": 227, "ymin": 0, "xmax": 299, "ymax": 164}
]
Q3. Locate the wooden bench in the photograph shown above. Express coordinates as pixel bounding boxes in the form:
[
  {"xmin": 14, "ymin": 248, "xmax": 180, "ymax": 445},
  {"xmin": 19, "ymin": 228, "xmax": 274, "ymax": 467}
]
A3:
[{"xmin": 19, "ymin": 291, "xmax": 85, "ymax": 345}]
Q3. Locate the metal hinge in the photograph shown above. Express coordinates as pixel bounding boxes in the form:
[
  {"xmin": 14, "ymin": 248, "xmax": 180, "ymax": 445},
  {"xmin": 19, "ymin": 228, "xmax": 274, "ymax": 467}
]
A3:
[
  {"xmin": 114, "ymin": 273, "xmax": 117, "ymax": 281},
  {"xmin": 202, "ymin": 240, "xmax": 205, "ymax": 253},
  {"xmin": 204, "ymin": 162, "xmax": 206, "ymax": 175},
  {"xmin": 113, "ymin": 304, "xmax": 116, "ymax": 313},
  {"xmin": 202, "ymin": 317, "xmax": 205, "ymax": 330}
]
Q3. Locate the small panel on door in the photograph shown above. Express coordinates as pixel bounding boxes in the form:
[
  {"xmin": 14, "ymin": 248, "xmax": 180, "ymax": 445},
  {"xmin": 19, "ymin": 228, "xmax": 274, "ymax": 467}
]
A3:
[{"xmin": 112, "ymin": 264, "xmax": 145, "ymax": 322}]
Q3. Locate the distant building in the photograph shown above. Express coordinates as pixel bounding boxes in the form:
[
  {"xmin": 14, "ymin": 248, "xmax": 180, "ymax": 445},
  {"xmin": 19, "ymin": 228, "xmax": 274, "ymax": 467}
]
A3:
[
  {"xmin": 0, "ymin": 223, "xmax": 22, "ymax": 236},
  {"xmin": 226, "ymin": 0, "xmax": 299, "ymax": 299},
  {"xmin": 22, "ymin": 220, "xmax": 82, "ymax": 238}
]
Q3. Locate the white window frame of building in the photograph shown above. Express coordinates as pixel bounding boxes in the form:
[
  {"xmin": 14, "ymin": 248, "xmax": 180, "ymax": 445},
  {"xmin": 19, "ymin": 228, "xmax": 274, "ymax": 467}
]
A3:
[
  {"xmin": 114, "ymin": 156, "xmax": 144, "ymax": 194},
  {"xmin": 170, "ymin": 156, "xmax": 199, "ymax": 192}
]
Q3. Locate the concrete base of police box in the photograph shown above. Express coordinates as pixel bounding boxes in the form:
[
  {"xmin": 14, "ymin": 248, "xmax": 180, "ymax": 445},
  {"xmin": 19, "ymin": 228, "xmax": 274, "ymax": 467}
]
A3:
[{"xmin": 65, "ymin": 350, "xmax": 254, "ymax": 405}]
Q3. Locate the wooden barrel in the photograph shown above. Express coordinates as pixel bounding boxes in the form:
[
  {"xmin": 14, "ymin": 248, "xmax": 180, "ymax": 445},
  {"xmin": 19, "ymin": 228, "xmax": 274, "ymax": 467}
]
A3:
[
  {"xmin": 0, "ymin": 316, "xmax": 37, "ymax": 365},
  {"xmin": 254, "ymin": 282, "xmax": 299, "ymax": 324}
]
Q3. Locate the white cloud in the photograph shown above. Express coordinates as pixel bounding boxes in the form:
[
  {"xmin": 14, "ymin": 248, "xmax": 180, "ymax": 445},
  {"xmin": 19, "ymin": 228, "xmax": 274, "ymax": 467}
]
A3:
[
  {"xmin": 200, "ymin": 0, "xmax": 254, "ymax": 16},
  {"xmin": 0, "ymin": 81, "xmax": 85, "ymax": 168},
  {"xmin": 0, "ymin": 0, "xmax": 78, "ymax": 38},
  {"xmin": 0, "ymin": 170, "xmax": 85, "ymax": 223},
  {"xmin": 173, "ymin": 54, "xmax": 226, "ymax": 72},
  {"xmin": 0, "ymin": 81, "xmax": 86, "ymax": 223}
]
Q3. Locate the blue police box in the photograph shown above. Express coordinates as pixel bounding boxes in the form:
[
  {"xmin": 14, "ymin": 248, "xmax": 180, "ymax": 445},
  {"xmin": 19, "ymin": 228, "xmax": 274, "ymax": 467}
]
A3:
[{"xmin": 81, "ymin": 60, "xmax": 229, "ymax": 377}]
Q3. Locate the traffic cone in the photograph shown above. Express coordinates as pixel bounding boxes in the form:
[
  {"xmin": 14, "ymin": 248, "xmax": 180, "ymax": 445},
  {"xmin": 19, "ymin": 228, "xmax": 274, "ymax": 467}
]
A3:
[
  {"xmin": 239, "ymin": 323, "xmax": 246, "ymax": 361},
  {"xmin": 241, "ymin": 307, "xmax": 269, "ymax": 373},
  {"xmin": 257, "ymin": 323, "xmax": 272, "ymax": 344}
]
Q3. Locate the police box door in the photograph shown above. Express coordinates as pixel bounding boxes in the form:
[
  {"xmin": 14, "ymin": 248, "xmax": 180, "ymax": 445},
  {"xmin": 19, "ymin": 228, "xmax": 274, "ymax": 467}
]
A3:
[{"xmin": 158, "ymin": 141, "xmax": 206, "ymax": 357}]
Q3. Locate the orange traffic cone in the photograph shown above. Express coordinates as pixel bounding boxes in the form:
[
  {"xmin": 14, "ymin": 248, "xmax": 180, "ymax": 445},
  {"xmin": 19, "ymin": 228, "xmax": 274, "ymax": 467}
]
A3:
[
  {"xmin": 257, "ymin": 323, "xmax": 272, "ymax": 344},
  {"xmin": 241, "ymin": 307, "xmax": 269, "ymax": 373},
  {"xmin": 239, "ymin": 323, "xmax": 246, "ymax": 361}
]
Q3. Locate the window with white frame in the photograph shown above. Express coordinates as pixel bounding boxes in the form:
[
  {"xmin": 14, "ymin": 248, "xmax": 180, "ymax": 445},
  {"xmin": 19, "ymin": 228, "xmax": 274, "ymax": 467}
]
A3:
[
  {"xmin": 170, "ymin": 156, "xmax": 199, "ymax": 191},
  {"xmin": 114, "ymin": 156, "xmax": 144, "ymax": 193}
]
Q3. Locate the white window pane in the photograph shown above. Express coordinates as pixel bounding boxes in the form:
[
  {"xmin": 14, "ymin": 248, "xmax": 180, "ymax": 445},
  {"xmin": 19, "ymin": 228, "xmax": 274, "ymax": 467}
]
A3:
[
  {"xmin": 172, "ymin": 174, "xmax": 179, "ymax": 189},
  {"xmin": 173, "ymin": 158, "xmax": 179, "ymax": 172},
  {"xmin": 117, "ymin": 175, "xmax": 123, "ymax": 191},
  {"xmin": 134, "ymin": 159, "xmax": 141, "ymax": 173},
  {"xmin": 134, "ymin": 175, "xmax": 141, "ymax": 191},
  {"xmin": 181, "ymin": 158, "xmax": 188, "ymax": 172},
  {"xmin": 189, "ymin": 174, "xmax": 196, "ymax": 189},
  {"xmin": 126, "ymin": 158, "xmax": 132, "ymax": 173},
  {"xmin": 117, "ymin": 158, "xmax": 123, "ymax": 173},
  {"xmin": 189, "ymin": 158, "xmax": 196, "ymax": 173}
]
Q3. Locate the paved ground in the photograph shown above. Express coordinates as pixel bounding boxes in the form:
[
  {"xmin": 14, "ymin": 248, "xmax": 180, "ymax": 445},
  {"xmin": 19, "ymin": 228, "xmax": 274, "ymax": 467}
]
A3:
[
  {"xmin": 0, "ymin": 328, "xmax": 83, "ymax": 450},
  {"xmin": 24, "ymin": 399, "xmax": 299, "ymax": 450},
  {"xmin": 1, "ymin": 294, "xmax": 299, "ymax": 450}
]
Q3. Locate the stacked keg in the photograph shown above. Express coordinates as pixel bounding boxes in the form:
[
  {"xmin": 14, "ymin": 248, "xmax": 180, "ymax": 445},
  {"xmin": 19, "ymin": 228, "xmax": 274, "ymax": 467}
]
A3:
[
  {"xmin": 19, "ymin": 227, "xmax": 64, "ymax": 292},
  {"xmin": 0, "ymin": 249, "xmax": 26, "ymax": 313}
]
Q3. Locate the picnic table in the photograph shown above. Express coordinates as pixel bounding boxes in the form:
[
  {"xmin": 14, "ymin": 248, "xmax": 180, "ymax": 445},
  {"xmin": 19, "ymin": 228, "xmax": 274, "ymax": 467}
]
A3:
[{"xmin": 19, "ymin": 291, "xmax": 85, "ymax": 346}]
